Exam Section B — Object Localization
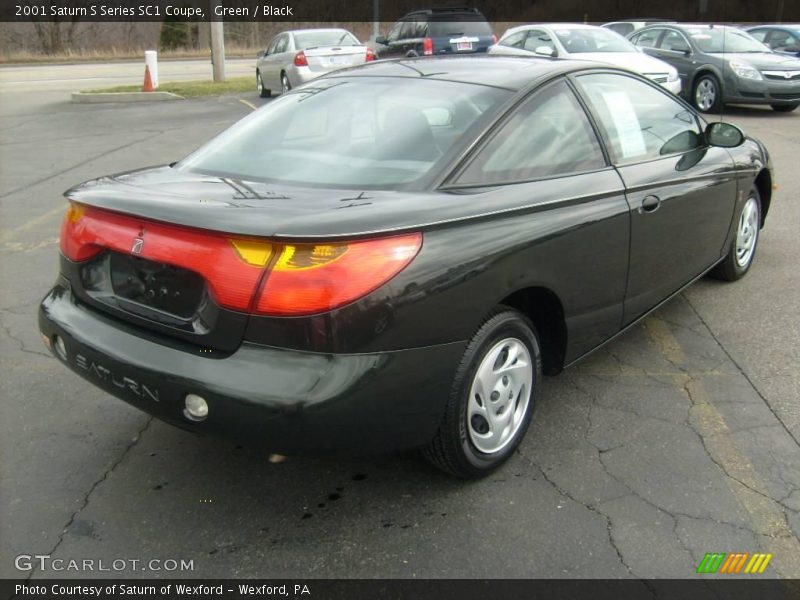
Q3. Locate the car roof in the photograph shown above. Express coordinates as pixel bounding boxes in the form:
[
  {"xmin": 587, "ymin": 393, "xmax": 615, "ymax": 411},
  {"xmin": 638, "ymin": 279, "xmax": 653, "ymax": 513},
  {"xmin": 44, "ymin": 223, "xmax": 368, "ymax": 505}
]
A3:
[
  {"xmin": 286, "ymin": 28, "xmax": 351, "ymax": 35},
  {"xmin": 325, "ymin": 55, "xmax": 618, "ymax": 91},
  {"xmin": 503, "ymin": 23, "xmax": 601, "ymax": 36},
  {"xmin": 747, "ymin": 24, "xmax": 800, "ymax": 29}
]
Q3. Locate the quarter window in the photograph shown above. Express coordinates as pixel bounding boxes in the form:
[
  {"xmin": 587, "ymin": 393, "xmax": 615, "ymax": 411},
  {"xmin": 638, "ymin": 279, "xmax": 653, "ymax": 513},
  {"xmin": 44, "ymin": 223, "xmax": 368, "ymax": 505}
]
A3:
[
  {"xmin": 454, "ymin": 81, "xmax": 606, "ymax": 185},
  {"xmin": 575, "ymin": 73, "xmax": 702, "ymax": 164}
]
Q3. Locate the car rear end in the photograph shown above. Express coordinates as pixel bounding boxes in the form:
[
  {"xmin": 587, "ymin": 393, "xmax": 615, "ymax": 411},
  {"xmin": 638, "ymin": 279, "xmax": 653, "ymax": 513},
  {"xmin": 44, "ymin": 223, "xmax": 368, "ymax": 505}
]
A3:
[
  {"xmin": 38, "ymin": 196, "xmax": 457, "ymax": 455},
  {"xmin": 287, "ymin": 29, "xmax": 375, "ymax": 87},
  {"xmin": 422, "ymin": 13, "xmax": 495, "ymax": 56}
]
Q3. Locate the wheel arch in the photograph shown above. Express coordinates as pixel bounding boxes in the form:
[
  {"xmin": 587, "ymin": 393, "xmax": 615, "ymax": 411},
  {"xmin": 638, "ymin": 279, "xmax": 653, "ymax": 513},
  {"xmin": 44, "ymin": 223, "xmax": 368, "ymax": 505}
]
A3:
[
  {"xmin": 691, "ymin": 66, "xmax": 723, "ymax": 92},
  {"xmin": 754, "ymin": 168, "xmax": 772, "ymax": 227},
  {"xmin": 498, "ymin": 286, "xmax": 567, "ymax": 375}
]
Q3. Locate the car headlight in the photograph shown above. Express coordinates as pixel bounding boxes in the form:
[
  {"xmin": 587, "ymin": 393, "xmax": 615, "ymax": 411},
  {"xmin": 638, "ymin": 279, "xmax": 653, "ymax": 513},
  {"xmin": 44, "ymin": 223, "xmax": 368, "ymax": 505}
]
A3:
[
  {"xmin": 667, "ymin": 67, "xmax": 679, "ymax": 83},
  {"xmin": 729, "ymin": 60, "xmax": 762, "ymax": 80}
]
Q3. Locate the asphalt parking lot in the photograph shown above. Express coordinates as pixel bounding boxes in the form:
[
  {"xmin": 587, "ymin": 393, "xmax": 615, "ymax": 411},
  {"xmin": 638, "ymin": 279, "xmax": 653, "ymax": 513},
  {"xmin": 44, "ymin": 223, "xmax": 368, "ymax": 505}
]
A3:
[{"xmin": 1, "ymin": 64, "xmax": 800, "ymax": 581}]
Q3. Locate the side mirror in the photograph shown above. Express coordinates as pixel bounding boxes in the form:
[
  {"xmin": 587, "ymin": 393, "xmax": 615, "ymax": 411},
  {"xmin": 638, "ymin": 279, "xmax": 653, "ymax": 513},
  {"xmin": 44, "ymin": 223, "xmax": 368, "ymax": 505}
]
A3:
[
  {"xmin": 375, "ymin": 35, "xmax": 387, "ymax": 45},
  {"xmin": 534, "ymin": 46, "xmax": 555, "ymax": 57},
  {"xmin": 706, "ymin": 122, "xmax": 745, "ymax": 148}
]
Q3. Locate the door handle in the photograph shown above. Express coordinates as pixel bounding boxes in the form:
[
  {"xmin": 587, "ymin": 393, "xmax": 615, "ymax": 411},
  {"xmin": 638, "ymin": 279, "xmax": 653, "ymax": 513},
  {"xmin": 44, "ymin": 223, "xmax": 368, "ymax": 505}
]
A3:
[{"xmin": 639, "ymin": 195, "xmax": 661, "ymax": 214}]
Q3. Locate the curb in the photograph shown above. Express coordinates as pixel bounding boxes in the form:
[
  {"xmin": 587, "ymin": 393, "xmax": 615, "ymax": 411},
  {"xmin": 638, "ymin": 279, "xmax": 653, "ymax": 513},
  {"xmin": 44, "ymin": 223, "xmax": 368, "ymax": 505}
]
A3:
[{"xmin": 71, "ymin": 91, "xmax": 184, "ymax": 103}]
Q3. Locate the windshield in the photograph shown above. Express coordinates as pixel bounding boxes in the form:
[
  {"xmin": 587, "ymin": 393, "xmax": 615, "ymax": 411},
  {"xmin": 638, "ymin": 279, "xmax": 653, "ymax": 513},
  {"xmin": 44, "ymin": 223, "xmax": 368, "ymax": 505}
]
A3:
[
  {"xmin": 294, "ymin": 30, "xmax": 359, "ymax": 49},
  {"xmin": 685, "ymin": 27, "xmax": 770, "ymax": 53},
  {"xmin": 554, "ymin": 27, "xmax": 636, "ymax": 53},
  {"xmin": 179, "ymin": 78, "xmax": 510, "ymax": 189},
  {"xmin": 428, "ymin": 19, "xmax": 493, "ymax": 38}
]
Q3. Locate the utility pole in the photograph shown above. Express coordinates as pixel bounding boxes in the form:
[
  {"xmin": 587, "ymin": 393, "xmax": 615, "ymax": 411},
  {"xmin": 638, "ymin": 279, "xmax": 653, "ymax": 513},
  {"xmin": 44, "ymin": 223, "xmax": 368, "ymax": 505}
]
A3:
[
  {"xmin": 210, "ymin": 2, "xmax": 226, "ymax": 82},
  {"xmin": 373, "ymin": 0, "xmax": 379, "ymax": 43}
]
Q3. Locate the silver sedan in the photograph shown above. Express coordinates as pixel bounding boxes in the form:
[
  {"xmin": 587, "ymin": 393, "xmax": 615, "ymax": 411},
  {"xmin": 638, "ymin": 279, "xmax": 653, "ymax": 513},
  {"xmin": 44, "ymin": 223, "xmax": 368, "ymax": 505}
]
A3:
[{"xmin": 256, "ymin": 28, "xmax": 374, "ymax": 97}]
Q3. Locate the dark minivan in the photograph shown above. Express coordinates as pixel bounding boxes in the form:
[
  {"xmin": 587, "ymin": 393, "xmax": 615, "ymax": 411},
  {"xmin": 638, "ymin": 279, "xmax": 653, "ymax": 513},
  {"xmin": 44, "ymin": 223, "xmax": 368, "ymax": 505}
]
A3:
[{"xmin": 375, "ymin": 7, "xmax": 495, "ymax": 59}]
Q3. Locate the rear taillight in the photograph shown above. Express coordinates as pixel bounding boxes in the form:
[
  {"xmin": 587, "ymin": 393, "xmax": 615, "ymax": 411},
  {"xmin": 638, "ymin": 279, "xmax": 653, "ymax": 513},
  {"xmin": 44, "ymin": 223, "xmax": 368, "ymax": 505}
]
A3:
[
  {"xmin": 60, "ymin": 202, "xmax": 422, "ymax": 316},
  {"xmin": 255, "ymin": 234, "xmax": 421, "ymax": 315},
  {"xmin": 366, "ymin": 48, "xmax": 376, "ymax": 61},
  {"xmin": 294, "ymin": 51, "xmax": 308, "ymax": 66},
  {"xmin": 423, "ymin": 37, "xmax": 433, "ymax": 55}
]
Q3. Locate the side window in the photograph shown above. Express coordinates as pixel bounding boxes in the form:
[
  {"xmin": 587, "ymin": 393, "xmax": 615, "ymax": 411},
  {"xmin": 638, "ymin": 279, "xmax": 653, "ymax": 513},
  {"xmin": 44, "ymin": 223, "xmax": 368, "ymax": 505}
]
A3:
[
  {"xmin": 748, "ymin": 29, "xmax": 768, "ymax": 42},
  {"xmin": 575, "ymin": 73, "xmax": 702, "ymax": 164},
  {"xmin": 523, "ymin": 29, "xmax": 556, "ymax": 53},
  {"xmin": 399, "ymin": 20, "xmax": 417, "ymax": 40},
  {"xmin": 273, "ymin": 35, "xmax": 288, "ymax": 54},
  {"xmin": 266, "ymin": 36, "xmax": 279, "ymax": 55},
  {"xmin": 500, "ymin": 31, "xmax": 527, "ymax": 49},
  {"xmin": 660, "ymin": 30, "xmax": 690, "ymax": 53},
  {"xmin": 386, "ymin": 21, "xmax": 403, "ymax": 42},
  {"xmin": 768, "ymin": 30, "xmax": 795, "ymax": 51},
  {"xmin": 632, "ymin": 28, "xmax": 662, "ymax": 48},
  {"xmin": 454, "ymin": 80, "xmax": 606, "ymax": 185}
]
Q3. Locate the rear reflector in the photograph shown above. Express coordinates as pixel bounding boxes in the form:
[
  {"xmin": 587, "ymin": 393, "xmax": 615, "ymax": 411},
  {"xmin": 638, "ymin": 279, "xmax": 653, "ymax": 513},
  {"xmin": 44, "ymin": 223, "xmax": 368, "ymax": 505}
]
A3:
[{"xmin": 60, "ymin": 202, "xmax": 422, "ymax": 316}]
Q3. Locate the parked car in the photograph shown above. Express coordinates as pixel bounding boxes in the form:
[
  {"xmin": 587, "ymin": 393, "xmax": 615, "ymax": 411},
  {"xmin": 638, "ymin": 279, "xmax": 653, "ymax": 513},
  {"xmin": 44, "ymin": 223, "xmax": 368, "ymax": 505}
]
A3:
[
  {"xmin": 490, "ymin": 24, "xmax": 681, "ymax": 94},
  {"xmin": 745, "ymin": 24, "xmax": 800, "ymax": 57},
  {"xmin": 374, "ymin": 7, "xmax": 494, "ymax": 59},
  {"xmin": 602, "ymin": 19, "xmax": 675, "ymax": 37},
  {"xmin": 256, "ymin": 28, "xmax": 374, "ymax": 97},
  {"xmin": 40, "ymin": 56, "xmax": 773, "ymax": 478},
  {"xmin": 629, "ymin": 23, "xmax": 800, "ymax": 112}
]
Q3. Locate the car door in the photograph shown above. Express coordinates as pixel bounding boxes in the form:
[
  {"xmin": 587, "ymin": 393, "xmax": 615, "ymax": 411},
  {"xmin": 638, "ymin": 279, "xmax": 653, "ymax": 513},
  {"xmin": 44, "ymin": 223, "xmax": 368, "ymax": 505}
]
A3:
[
  {"xmin": 653, "ymin": 29, "xmax": 695, "ymax": 90},
  {"xmin": 573, "ymin": 72, "xmax": 738, "ymax": 324},
  {"xmin": 448, "ymin": 79, "xmax": 630, "ymax": 358},
  {"xmin": 379, "ymin": 20, "xmax": 413, "ymax": 58},
  {"xmin": 260, "ymin": 34, "xmax": 288, "ymax": 90}
]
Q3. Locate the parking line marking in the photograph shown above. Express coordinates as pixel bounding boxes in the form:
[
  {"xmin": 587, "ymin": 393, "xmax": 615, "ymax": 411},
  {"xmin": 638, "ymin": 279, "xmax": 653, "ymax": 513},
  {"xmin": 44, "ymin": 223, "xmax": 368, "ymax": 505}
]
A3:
[
  {"xmin": 238, "ymin": 98, "xmax": 257, "ymax": 111},
  {"xmin": 644, "ymin": 314, "xmax": 800, "ymax": 580}
]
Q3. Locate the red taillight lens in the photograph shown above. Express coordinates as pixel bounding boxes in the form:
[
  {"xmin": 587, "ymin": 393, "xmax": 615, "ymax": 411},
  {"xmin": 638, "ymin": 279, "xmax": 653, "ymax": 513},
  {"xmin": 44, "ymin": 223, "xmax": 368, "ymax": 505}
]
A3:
[
  {"xmin": 423, "ymin": 37, "xmax": 433, "ymax": 55},
  {"xmin": 366, "ymin": 48, "xmax": 376, "ymax": 61},
  {"xmin": 59, "ymin": 202, "xmax": 270, "ymax": 312},
  {"xmin": 294, "ymin": 51, "xmax": 308, "ymax": 66},
  {"xmin": 255, "ymin": 233, "xmax": 422, "ymax": 316},
  {"xmin": 59, "ymin": 202, "xmax": 422, "ymax": 316}
]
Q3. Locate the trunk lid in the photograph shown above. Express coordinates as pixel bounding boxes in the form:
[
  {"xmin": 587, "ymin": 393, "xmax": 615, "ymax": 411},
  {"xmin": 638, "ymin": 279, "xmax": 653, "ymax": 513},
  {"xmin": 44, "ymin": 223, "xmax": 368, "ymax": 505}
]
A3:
[{"xmin": 302, "ymin": 45, "xmax": 367, "ymax": 72}]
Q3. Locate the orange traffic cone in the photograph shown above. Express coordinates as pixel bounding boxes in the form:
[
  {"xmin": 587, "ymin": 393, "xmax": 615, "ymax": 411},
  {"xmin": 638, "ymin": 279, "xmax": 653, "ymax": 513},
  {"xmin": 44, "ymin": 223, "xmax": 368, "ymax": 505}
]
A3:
[{"xmin": 142, "ymin": 65, "xmax": 154, "ymax": 92}]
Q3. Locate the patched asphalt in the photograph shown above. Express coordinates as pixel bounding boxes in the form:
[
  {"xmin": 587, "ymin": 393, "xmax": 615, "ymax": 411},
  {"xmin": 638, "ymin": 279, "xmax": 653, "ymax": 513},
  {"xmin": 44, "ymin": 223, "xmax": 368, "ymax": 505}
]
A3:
[{"xmin": 1, "ymin": 65, "xmax": 799, "ymax": 581}]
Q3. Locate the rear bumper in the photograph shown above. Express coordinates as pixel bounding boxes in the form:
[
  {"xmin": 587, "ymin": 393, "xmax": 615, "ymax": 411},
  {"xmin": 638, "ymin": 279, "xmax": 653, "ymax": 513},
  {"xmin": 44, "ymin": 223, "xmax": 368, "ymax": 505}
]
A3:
[{"xmin": 38, "ymin": 280, "xmax": 464, "ymax": 455}]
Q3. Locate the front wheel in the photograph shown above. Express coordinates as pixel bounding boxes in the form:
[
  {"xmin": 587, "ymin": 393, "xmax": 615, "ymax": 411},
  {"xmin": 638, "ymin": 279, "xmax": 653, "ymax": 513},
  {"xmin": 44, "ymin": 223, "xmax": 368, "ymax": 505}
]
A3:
[
  {"xmin": 710, "ymin": 186, "xmax": 761, "ymax": 281},
  {"xmin": 693, "ymin": 74, "xmax": 723, "ymax": 113},
  {"xmin": 771, "ymin": 103, "xmax": 798, "ymax": 112},
  {"xmin": 256, "ymin": 72, "xmax": 270, "ymax": 98},
  {"xmin": 424, "ymin": 309, "xmax": 541, "ymax": 478}
]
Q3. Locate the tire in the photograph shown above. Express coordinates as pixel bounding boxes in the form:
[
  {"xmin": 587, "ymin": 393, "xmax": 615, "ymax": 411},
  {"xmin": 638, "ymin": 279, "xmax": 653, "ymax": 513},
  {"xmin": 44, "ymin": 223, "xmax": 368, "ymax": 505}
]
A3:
[
  {"xmin": 771, "ymin": 103, "xmax": 798, "ymax": 112},
  {"xmin": 710, "ymin": 185, "xmax": 761, "ymax": 281},
  {"xmin": 693, "ymin": 73, "xmax": 723, "ymax": 114},
  {"xmin": 256, "ymin": 72, "xmax": 270, "ymax": 98},
  {"xmin": 424, "ymin": 308, "xmax": 542, "ymax": 478},
  {"xmin": 281, "ymin": 73, "xmax": 291, "ymax": 94}
]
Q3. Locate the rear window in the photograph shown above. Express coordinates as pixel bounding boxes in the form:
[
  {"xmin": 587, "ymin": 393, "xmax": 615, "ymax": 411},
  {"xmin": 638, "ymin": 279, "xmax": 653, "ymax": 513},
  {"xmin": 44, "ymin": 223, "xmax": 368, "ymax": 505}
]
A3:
[
  {"xmin": 428, "ymin": 19, "xmax": 493, "ymax": 38},
  {"xmin": 294, "ymin": 30, "xmax": 359, "ymax": 49},
  {"xmin": 179, "ymin": 78, "xmax": 510, "ymax": 189}
]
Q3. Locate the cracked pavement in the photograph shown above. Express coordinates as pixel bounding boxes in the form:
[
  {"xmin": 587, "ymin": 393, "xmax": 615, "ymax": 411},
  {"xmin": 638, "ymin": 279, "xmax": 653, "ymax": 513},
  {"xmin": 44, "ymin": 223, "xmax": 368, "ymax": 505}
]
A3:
[{"xmin": 1, "ymin": 64, "xmax": 799, "ymax": 580}]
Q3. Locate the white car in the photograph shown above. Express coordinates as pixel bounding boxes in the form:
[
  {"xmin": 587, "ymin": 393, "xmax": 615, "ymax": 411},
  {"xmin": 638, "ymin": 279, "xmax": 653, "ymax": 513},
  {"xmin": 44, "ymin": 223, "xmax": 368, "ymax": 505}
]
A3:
[
  {"xmin": 256, "ymin": 28, "xmax": 374, "ymax": 97},
  {"xmin": 489, "ymin": 23, "xmax": 682, "ymax": 95}
]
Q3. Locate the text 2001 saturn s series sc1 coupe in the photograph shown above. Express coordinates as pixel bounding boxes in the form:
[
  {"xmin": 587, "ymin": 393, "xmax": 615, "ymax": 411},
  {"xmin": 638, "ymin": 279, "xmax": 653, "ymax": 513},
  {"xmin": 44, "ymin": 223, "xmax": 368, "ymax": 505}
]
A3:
[{"xmin": 39, "ymin": 56, "xmax": 773, "ymax": 478}]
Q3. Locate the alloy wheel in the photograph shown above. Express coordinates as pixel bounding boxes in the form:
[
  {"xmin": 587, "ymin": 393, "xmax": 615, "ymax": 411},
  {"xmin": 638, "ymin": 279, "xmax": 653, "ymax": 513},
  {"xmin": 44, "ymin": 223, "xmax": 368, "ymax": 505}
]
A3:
[
  {"xmin": 695, "ymin": 78, "xmax": 716, "ymax": 112},
  {"xmin": 467, "ymin": 338, "xmax": 533, "ymax": 454}
]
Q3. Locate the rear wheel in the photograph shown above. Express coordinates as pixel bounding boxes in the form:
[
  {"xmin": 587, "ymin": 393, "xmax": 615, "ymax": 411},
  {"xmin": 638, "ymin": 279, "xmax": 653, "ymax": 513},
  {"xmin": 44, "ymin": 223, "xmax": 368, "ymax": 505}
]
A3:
[
  {"xmin": 281, "ymin": 73, "xmax": 291, "ymax": 94},
  {"xmin": 693, "ymin": 74, "xmax": 723, "ymax": 113},
  {"xmin": 424, "ymin": 308, "xmax": 541, "ymax": 478},
  {"xmin": 710, "ymin": 186, "xmax": 761, "ymax": 281},
  {"xmin": 771, "ymin": 103, "xmax": 798, "ymax": 112},
  {"xmin": 256, "ymin": 72, "xmax": 270, "ymax": 98}
]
